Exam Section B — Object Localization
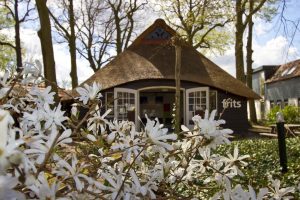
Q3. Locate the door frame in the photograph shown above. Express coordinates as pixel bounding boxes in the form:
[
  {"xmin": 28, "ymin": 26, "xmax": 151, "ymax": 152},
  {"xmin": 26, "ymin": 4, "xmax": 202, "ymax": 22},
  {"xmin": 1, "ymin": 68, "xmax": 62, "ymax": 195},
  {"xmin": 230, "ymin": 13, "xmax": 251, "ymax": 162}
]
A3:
[
  {"xmin": 138, "ymin": 86, "xmax": 186, "ymax": 129},
  {"xmin": 185, "ymin": 87, "xmax": 209, "ymax": 127}
]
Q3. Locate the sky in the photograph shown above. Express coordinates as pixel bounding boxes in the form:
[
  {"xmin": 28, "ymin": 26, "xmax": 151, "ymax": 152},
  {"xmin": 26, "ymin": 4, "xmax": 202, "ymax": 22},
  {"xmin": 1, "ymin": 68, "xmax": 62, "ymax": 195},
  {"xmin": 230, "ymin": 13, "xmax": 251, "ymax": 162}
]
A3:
[
  {"xmin": 211, "ymin": 0, "xmax": 300, "ymax": 76},
  {"xmin": 7, "ymin": 0, "xmax": 300, "ymax": 88}
]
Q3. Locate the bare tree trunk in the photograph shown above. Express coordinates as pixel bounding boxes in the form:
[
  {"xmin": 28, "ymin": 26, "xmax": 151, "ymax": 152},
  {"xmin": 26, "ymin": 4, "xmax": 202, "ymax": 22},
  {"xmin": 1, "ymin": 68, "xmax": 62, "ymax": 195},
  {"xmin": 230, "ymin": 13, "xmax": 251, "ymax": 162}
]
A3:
[
  {"xmin": 1, "ymin": 0, "xmax": 34, "ymax": 72},
  {"xmin": 69, "ymin": 0, "xmax": 78, "ymax": 88},
  {"xmin": 246, "ymin": 0, "xmax": 257, "ymax": 123},
  {"xmin": 109, "ymin": 0, "xmax": 123, "ymax": 55},
  {"xmin": 107, "ymin": 0, "xmax": 146, "ymax": 55},
  {"xmin": 14, "ymin": 0, "xmax": 22, "ymax": 72},
  {"xmin": 235, "ymin": 0, "xmax": 267, "ymax": 83},
  {"xmin": 235, "ymin": 0, "xmax": 245, "ymax": 83},
  {"xmin": 174, "ymin": 41, "xmax": 181, "ymax": 134},
  {"xmin": 114, "ymin": 14, "xmax": 122, "ymax": 54},
  {"xmin": 36, "ymin": 0, "xmax": 58, "ymax": 101}
]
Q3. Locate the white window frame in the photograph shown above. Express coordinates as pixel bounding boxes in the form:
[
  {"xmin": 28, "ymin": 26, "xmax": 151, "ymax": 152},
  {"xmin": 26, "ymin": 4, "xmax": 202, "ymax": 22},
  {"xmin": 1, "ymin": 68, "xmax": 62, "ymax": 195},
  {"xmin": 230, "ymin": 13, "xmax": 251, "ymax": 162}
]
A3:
[
  {"xmin": 185, "ymin": 87, "xmax": 209, "ymax": 127},
  {"xmin": 114, "ymin": 88, "xmax": 139, "ymax": 127}
]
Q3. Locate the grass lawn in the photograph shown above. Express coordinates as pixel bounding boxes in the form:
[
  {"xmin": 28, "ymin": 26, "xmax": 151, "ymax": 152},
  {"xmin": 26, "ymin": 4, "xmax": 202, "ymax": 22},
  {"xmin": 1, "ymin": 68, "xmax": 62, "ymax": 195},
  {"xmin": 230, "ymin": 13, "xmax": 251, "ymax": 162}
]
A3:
[{"xmin": 215, "ymin": 137, "xmax": 300, "ymax": 197}]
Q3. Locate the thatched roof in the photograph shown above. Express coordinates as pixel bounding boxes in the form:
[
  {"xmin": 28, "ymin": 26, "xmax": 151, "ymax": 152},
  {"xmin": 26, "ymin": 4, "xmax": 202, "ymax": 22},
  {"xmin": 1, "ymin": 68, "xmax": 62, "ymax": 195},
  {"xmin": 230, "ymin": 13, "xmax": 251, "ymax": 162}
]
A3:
[
  {"xmin": 266, "ymin": 59, "xmax": 300, "ymax": 83},
  {"xmin": 75, "ymin": 19, "xmax": 260, "ymax": 99}
]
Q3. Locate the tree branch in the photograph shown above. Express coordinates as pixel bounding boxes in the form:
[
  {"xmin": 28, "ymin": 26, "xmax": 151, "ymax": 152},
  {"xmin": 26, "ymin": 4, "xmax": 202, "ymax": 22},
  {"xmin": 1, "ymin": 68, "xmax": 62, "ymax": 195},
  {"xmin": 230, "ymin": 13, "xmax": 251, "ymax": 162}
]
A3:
[
  {"xmin": 48, "ymin": 8, "xmax": 70, "ymax": 39},
  {"xmin": 0, "ymin": 41, "xmax": 16, "ymax": 49}
]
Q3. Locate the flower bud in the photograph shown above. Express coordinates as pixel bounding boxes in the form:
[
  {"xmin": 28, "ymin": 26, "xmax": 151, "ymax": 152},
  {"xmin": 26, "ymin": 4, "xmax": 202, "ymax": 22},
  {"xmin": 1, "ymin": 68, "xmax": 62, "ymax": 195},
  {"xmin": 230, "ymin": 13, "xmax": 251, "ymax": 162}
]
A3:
[{"xmin": 9, "ymin": 152, "xmax": 23, "ymax": 165}]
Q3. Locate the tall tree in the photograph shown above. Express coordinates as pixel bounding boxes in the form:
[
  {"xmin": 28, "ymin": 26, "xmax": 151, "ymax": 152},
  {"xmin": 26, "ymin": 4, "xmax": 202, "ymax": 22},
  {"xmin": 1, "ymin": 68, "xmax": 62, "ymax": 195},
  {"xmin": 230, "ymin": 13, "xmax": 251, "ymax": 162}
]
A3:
[
  {"xmin": 35, "ymin": 0, "xmax": 58, "ymax": 100},
  {"xmin": 107, "ymin": 0, "xmax": 147, "ymax": 54},
  {"xmin": 172, "ymin": 36, "xmax": 182, "ymax": 134},
  {"xmin": 246, "ymin": 0, "xmax": 257, "ymax": 123},
  {"xmin": 0, "ymin": 0, "xmax": 35, "ymax": 72},
  {"xmin": 235, "ymin": 0, "xmax": 268, "ymax": 83},
  {"xmin": 49, "ymin": 0, "xmax": 78, "ymax": 88},
  {"xmin": 159, "ymin": 0, "xmax": 234, "ymax": 54},
  {"xmin": 76, "ymin": 0, "xmax": 113, "ymax": 72}
]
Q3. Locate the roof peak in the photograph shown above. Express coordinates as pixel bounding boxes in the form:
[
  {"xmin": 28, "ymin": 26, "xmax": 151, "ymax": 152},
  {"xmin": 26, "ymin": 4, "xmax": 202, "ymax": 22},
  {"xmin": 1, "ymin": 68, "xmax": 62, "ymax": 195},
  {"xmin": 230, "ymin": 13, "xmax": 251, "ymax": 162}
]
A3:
[
  {"xmin": 154, "ymin": 18, "xmax": 166, "ymax": 25},
  {"xmin": 129, "ymin": 18, "xmax": 177, "ymax": 47}
]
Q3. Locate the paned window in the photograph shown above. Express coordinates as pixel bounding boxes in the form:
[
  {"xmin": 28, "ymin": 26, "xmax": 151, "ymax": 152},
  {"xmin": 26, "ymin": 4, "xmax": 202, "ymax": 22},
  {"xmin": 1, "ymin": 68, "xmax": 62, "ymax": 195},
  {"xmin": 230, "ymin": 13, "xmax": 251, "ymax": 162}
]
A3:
[
  {"xmin": 114, "ymin": 88, "xmax": 137, "ymax": 122},
  {"xmin": 186, "ymin": 87, "xmax": 209, "ymax": 126}
]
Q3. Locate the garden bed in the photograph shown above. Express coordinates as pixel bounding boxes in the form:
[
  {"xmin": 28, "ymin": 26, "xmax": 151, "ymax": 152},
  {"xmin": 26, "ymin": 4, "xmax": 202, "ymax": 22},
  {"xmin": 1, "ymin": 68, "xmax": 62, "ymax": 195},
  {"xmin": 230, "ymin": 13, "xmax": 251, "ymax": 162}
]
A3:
[{"xmin": 215, "ymin": 137, "xmax": 300, "ymax": 198}]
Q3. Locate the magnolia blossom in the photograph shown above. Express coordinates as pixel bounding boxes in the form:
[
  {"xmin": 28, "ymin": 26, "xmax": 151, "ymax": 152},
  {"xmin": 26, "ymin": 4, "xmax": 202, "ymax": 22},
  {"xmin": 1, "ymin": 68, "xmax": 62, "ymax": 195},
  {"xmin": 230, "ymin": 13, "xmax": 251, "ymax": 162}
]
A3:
[
  {"xmin": 106, "ymin": 119, "xmax": 135, "ymax": 144},
  {"xmin": 42, "ymin": 103, "xmax": 68, "ymax": 129},
  {"xmin": 71, "ymin": 103, "xmax": 79, "ymax": 117},
  {"xmin": 144, "ymin": 115, "xmax": 177, "ymax": 152},
  {"xmin": 216, "ymin": 183, "xmax": 268, "ymax": 200},
  {"xmin": 76, "ymin": 82, "xmax": 102, "ymax": 104},
  {"xmin": 0, "ymin": 71, "xmax": 12, "ymax": 99},
  {"xmin": 53, "ymin": 155, "xmax": 91, "ymax": 192},
  {"xmin": 185, "ymin": 148, "xmax": 216, "ymax": 180},
  {"xmin": 222, "ymin": 146, "xmax": 250, "ymax": 176},
  {"xmin": 22, "ymin": 103, "xmax": 68, "ymax": 132},
  {"xmin": 0, "ymin": 71, "xmax": 11, "ymax": 87},
  {"xmin": 129, "ymin": 169, "xmax": 158, "ymax": 199},
  {"xmin": 248, "ymin": 186, "xmax": 269, "ymax": 200},
  {"xmin": 22, "ymin": 109, "xmax": 45, "ymax": 132},
  {"xmin": 0, "ymin": 87, "xmax": 9, "ymax": 99},
  {"xmin": 111, "ymin": 127, "xmax": 142, "ymax": 163},
  {"xmin": 181, "ymin": 110, "xmax": 233, "ymax": 150},
  {"xmin": 97, "ymin": 165, "xmax": 128, "ymax": 200},
  {"xmin": 24, "ymin": 126, "xmax": 71, "ymax": 165},
  {"xmin": 28, "ymin": 86, "xmax": 55, "ymax": 106},
  {"xmin": 27, "ymin": 172, "xmax": 60, "ymax": 199},
  {"xmin": 269, "ymin": 179, "xmax": 295, "ymax": 199},
  {"xmin": 22, "ymin": 61, "xmax": 42, "ymax": 77},
  {"xmin": 0, "ymin": 109, "xmax": 24, "ymax": 173},
  {"xmin": 87, "ymin": 107, "xmax": 111, "ymax": 141},
  {"xmin": 0, "ymin": 175, "xmax": 25, "ymax": 200},
  {"xmin": 192, "ymin": 110, "xmax": 233, "ymax": 145}
]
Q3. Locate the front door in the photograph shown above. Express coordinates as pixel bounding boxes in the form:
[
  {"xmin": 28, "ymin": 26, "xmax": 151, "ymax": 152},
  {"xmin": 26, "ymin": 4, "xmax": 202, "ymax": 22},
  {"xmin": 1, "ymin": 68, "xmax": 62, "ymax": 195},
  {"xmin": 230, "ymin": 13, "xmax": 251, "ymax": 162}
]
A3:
[{"xmin": 185, "ymin": 87, "xmax": 209, "ymax": 128}]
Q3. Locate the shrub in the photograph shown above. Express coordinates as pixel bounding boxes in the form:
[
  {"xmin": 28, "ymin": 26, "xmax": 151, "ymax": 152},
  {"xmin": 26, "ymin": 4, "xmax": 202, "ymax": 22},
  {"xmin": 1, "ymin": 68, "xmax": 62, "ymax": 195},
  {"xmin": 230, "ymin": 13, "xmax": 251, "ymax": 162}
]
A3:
[
  {"xmin": 267, "ymin": 105, "xmax": 300, "ymax": 124},
  {"xmin": 267, "ymin": 105, "xmax": 281, "ymax": 124},
  {"xmin": 282, "ymin": 106, "xmax": 300, "ymax": 124}
]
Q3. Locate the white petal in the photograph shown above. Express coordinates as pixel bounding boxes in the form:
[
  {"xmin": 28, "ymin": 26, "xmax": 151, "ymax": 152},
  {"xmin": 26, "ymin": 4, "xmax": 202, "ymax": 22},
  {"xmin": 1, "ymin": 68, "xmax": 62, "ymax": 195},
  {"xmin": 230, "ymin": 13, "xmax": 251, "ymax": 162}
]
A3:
[
  {"xmin": 58, "ymin": 129, "xmax": 72, "ymax": 141},
  {"xmin": 107, "ymin": 132, "xmax": 116, "ymax": 144},
  {"xmin": 87, "ymin": 134, "xmax": 97, "ymax": 142}
]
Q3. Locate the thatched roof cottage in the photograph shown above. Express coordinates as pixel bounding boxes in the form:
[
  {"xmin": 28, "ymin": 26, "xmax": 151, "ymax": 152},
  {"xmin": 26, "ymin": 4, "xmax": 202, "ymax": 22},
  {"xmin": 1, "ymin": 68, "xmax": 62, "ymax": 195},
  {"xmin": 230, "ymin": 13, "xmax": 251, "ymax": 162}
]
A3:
[{"xmin": 74, "ymin": 19, "xmax": 260, "ymax": 133}]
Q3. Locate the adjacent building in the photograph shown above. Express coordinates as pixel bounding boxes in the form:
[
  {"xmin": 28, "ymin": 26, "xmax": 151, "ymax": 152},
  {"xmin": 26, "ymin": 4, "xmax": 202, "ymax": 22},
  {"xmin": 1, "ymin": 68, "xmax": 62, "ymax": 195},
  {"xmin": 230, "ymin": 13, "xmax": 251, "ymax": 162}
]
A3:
[
  {"xmin": 252, "ymin": 59, "xmax": 300, "ymax": 119},
  {"xmin": 252, "ymin": 65, "xmax": 278, "ymax": 119}
]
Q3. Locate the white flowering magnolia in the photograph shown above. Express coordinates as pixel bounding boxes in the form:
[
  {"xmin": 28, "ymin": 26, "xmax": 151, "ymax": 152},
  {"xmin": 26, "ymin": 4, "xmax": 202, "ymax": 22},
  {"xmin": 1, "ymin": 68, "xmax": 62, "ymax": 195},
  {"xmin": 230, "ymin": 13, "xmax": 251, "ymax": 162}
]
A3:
[
  {"xmin": 76, "ymin": 82, "xmax": 102, "ymax": 104},
  {"xmin": 0, "ymin": 70, "xmax": 298, "ymax": 199},
  {"xmin": 28, "ymin": 86, "xmax": 55, "ymax": 106},
  {"xmin": 0, "ymin": 71, "xmax": 14, "ymax": 100},
  {"xmin": 0, "ymin": 109, "xmax": 24, "ymax": 173}
]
